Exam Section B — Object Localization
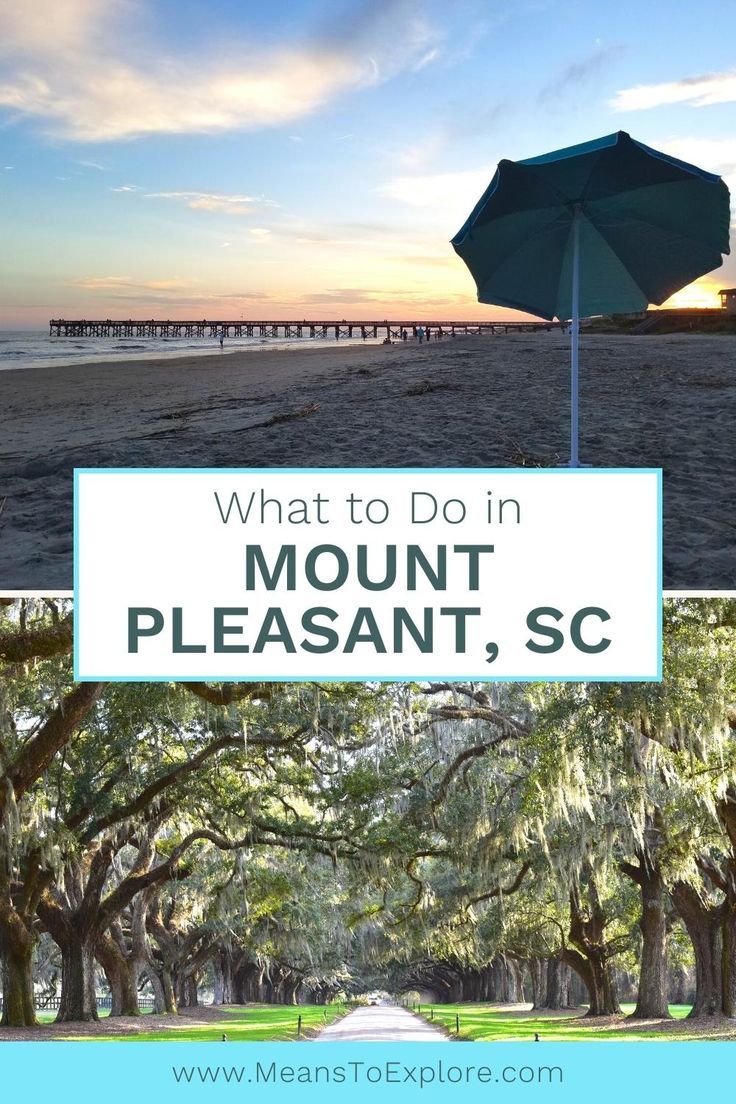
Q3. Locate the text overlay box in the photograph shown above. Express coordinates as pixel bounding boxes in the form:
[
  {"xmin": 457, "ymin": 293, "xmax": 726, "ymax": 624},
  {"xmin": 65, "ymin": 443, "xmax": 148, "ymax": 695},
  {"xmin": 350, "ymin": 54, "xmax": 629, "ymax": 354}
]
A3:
[{"xmin": 74, "ymin": 467, "xmax": 661, "ymax": 681}]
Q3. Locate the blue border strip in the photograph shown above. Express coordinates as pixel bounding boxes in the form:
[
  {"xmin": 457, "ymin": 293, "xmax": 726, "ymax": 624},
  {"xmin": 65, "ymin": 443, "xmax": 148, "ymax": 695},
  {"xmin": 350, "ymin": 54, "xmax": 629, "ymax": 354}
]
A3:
[
  {"xmin": 0, "ymin": 1039, "xmax": 732, "ymax": 1102},
  {"xmin": 73, "ymin": 466, "xmax": 663, "ymax": 684}
]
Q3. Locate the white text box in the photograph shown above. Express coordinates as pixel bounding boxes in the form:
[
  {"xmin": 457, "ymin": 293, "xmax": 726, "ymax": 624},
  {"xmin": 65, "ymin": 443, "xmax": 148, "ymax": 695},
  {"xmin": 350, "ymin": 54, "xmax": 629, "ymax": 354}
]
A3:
[{"xmin": 74, "ymin": 468, "xmax": 661, "ymax": 681}]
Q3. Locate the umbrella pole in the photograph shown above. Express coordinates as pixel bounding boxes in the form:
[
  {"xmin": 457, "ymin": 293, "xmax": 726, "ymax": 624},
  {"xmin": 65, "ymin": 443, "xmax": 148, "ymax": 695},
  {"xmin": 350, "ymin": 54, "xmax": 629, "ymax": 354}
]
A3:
[{"xmin": 569, "ymin": 207, "xmax": 581, "ymax": 467}]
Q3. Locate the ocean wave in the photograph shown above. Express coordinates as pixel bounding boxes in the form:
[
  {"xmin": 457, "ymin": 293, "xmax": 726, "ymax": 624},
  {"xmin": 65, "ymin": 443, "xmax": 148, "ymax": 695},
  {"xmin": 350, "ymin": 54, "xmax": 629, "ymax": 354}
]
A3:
[{"xmin": 0, "ymin": 327, "xmax": 380, "ymax": 370}]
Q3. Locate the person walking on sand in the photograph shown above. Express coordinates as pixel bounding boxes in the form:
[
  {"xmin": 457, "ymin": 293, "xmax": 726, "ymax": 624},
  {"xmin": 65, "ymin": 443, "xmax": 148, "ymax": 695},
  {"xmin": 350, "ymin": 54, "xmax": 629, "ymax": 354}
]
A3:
[
  {"xmin": 417, "ymin": 326, "xmax": 425, "ymax": 344},
  {"xmin": 219, "ymin": 329, "xmax": 225, "ymax": 349}
]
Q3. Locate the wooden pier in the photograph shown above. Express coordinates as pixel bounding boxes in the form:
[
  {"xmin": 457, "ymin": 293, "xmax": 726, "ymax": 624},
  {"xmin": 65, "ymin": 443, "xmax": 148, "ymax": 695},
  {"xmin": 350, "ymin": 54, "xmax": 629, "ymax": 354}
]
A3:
[{"xmin": 49, "ymin": 318, "xmax": 556, "ymax": 340}]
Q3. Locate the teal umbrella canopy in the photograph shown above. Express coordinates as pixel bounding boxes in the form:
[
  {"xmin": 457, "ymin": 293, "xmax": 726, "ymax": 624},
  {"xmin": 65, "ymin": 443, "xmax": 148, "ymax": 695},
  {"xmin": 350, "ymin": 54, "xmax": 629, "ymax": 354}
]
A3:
[{"xmin": 451, "ymin": 131, "xmax": 731, "ymax": 321}]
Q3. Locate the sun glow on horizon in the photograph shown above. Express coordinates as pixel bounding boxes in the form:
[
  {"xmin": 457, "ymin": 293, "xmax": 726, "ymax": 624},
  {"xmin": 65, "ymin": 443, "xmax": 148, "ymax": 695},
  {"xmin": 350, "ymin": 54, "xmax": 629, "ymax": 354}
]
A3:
[{"xmin": 662, "ymin": 280, "xmax": 723, "ymax": 310}]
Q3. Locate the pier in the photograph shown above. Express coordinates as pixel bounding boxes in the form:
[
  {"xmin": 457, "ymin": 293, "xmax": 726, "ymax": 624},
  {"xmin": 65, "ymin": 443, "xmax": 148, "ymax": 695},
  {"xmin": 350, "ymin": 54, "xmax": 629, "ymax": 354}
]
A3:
[{"xmin": 48, "ymin": 318, "xmax": 556, "ymax": 339}]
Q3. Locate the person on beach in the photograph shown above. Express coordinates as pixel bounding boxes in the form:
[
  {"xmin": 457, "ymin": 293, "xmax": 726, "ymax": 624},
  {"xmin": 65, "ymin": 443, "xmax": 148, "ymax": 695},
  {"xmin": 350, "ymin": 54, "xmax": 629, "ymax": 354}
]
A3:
[
  {"xmin": 401, "ymin": 328, "xmax": 408, "ymax": 342},
  {"xmin": 219, "ymin": 329, "xmax": 225, "ymax": 349},
  {"xmin": 417, "ymin": 326, "xmax": 425, "ymax": 343}
]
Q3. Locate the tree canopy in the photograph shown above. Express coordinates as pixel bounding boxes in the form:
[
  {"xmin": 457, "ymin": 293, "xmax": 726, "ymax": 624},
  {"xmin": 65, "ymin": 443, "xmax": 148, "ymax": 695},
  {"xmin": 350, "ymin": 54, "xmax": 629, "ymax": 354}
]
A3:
[{"xmin": 1, "ymin": 598, "xmax": 736, "ymax": 1028}]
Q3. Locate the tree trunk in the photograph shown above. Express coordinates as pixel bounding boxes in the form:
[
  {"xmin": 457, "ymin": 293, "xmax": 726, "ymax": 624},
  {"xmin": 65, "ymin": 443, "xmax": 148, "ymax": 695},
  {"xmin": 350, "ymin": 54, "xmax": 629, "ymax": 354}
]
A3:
[
  {"xmin": 96, "ymin": 934, "xmax": 140, "ymax": 1017},
  {"xmin": 669, "ymin": 964, "xmax": 690, "ymax": 1006},
  {"xmin": 720, "ymin": 894, "xmax": 736, "ymax": 1018},
  {"xmin": 0, "ymin": 934, "xmax": 36, "ymax": 1027},
  {"xmin": 672, "ymin": 881, "xmax": 724, "ymax": 1018},
  {"xmin": 160, "ymin": 966, "xmax": 177, "ymax": 1013},
  {"xmin": 529, "ymin": 957, "xmax": 547, "ymax": 1009},
  {"xmin": 630, "ymin": 866, "xmax": 671, "ymax": 1019},
  {"xmin": 505, "ymin": 956, "xmax": 524, "ymax": 1002},
  {"xmin": 577, "ymin": 948, "xmax": 620, "ymax": 1017},
  {"xmin": 569, "ymin": 969, "xmax": 587, "ymax": 1007},
  {"xmin": 217, "ymin": 947, "xmax": 235, "ymax": 1004},
  {"xmin": 537, "ymin": 956, "xmax": 573, "ymax": 1010},
  {"xmin": 57, "ymin": 935, "xmax": 98, "ymax": 1022},
  {"xmin": 282, "ymin": 971, "xmax": 302, "ymax": 1006},
  {"xmin": 213, "ymin": 957, "xmax": 226, "ymax": 1005},
  {"xmin": 562, "ymin": 946, "xmax": 620, "ymax": 1016},
  {"xmin": 567, "ymin": 883, "xmax": 621, "ymax": 1016},
  {"xmin": 178, "ymin": 973, "xmax": 198, "ymax": 1008},
  {"xmin": 186, "ymin": 975, "xmax": 199, "ymax": 1007},
  {"xmin": 0, "ymin": 887, "xmax": 42, "ymax": 1027},
  {"xmin": 488, "ymin": 956, "xmax": 507, "ymax": 1001},
  {"xmin": 144, "ymin": 965, "xmax": 168, "ymax": 1013},
  {"xmin": 717, "ymin": 788, "xmax": 736, "ymax": 1017},
  {"xmin": 595, "ymin": 956, "xmax": 622, "ymax": 1017}
]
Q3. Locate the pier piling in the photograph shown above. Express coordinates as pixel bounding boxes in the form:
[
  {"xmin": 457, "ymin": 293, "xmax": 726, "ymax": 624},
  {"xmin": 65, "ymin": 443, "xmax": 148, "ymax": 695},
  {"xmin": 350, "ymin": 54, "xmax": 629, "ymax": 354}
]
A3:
[{"xmin": 48, "ymin": 318, "xmax": 557, "ymax": 339}]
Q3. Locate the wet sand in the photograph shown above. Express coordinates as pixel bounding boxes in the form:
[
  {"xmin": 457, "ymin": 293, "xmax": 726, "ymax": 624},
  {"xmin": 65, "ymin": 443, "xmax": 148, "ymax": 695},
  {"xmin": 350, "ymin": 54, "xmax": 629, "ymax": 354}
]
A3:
[{"xmin": 0, "ymin": 331, "xmax": 734, "ymax": 589}]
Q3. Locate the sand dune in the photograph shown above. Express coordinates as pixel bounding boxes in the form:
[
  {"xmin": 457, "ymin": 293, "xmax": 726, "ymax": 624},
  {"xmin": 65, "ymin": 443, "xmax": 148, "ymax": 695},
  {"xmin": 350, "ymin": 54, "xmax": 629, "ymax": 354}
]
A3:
[{"xmin": 0, "ymin": 331, "xmax": 734, "ymax": 589}]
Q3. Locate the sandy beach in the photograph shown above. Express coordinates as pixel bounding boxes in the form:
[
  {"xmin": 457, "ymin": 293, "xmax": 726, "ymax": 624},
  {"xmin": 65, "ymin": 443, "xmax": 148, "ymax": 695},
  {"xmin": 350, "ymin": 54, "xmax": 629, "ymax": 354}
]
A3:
[{"xmin": 0, "ymin": 330, "xmax": 734, "ymax": 590}]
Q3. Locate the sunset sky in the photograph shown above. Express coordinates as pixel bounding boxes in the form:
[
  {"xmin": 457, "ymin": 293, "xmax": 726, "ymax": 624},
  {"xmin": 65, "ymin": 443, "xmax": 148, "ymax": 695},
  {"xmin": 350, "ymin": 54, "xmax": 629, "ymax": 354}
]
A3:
[{"xmin": 1, "ymin": 0, "xmax": 735, "ymax": 327}]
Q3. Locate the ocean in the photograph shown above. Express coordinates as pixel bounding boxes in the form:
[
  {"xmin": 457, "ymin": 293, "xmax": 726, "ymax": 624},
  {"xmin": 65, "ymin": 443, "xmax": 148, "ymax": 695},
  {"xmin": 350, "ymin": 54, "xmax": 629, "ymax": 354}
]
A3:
[{"xmin": 0, "ymin": 328, "xmax": 376, "ymax": 371}]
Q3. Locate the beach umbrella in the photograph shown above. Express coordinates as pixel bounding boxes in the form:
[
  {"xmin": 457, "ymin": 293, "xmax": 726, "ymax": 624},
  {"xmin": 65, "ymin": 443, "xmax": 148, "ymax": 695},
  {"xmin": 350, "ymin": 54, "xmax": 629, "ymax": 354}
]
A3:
[{"xmin": 451, "ymin": 130, "xmax": 731, "ymax": 465}]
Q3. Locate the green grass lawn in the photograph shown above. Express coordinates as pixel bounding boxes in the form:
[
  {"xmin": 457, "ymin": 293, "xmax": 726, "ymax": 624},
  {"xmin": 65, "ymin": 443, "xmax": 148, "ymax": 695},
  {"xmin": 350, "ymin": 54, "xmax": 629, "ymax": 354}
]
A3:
[
  {"xmin": 59, "ymin": 1003, "xmax": 345, "ymax": 1042},
  {"xmin": 35, "ymin": 1009, "xmax": 154, "ymax": 1024},
  {"xmin": 418, "ymin": 1002, "xmax": 735, "ymax": 1041},
  {"xmin": 27, "ymin": 1000, "xmax": 735, "ymax": 1042}
]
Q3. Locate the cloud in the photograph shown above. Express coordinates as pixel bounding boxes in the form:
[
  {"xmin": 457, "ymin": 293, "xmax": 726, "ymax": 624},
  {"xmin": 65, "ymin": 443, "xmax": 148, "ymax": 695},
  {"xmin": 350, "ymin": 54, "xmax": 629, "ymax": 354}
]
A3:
[
  {"xmin": 291, "ymin": 289, "xmax": 450, "ymax": 309},
  {"xmin": 611, "ymin": 70, "xmax": 736, "ymax": 111},
  {"xmin": 298, "ymin": 288, "xmax": 390, "ymax": 305},
  {"xmin": 68, "ymin": 273, "xmax": 273, "ymax": 296},
  {"xmin": 110, "ymin": 184, "xmax": 138, "ymax": 192},
  {"xmin": 0, "ymin": 0, "xmax": 440, "ymax": 142},
  {"xmin": 413, "ymin": 48, "xmax": 440, "ymax": 71},
  {"xmin": 539, "ymin": 44, "xmax": 624, "ymax": 100},
  {"xmin": 259, "ymin": 215, "xmax": 460, "ymax": 258},
  {"xmin": 69, "ymin": 275, "xmax": 191, "ymax": 290},
  {"xmin": 656, "ymin": 136, "xmax": 736, "ymax": 174},
  {"xmin": 65, "ymin": 276, "xmax": 275, "ymax": 307},
  {"xmin": 379, "ymin": 167, "xmax": 492, "ymax": 213},
  {"xmin": 397, "ymin": 253, "xmax": 456, "ymax": 268},
  {"xmin": 85, "ymin": 289, "xmax": 274, "ymax": 306},
  {"xmin": 144, "ymin": 190, "xmax": 275, "ymax": 215},
  {"xmin": 293, "ymin": 287, "xmax": 475, "ymax": 309}
]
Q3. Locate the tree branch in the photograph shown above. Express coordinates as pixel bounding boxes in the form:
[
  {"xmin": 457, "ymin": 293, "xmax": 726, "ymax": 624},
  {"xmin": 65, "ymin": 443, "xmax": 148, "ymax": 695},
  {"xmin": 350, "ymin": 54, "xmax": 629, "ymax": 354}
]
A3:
[{"xmin": 0, "ymin": 614, "xmax": 73, "ymax": 664}]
